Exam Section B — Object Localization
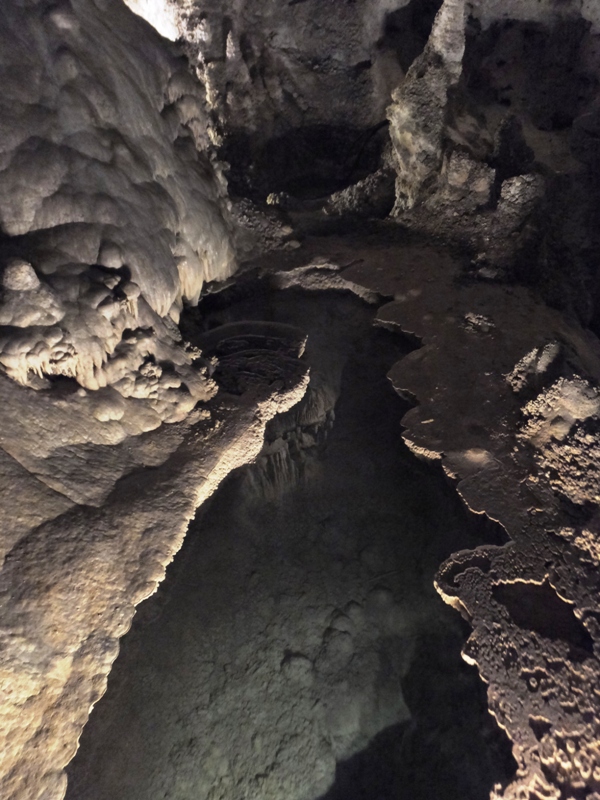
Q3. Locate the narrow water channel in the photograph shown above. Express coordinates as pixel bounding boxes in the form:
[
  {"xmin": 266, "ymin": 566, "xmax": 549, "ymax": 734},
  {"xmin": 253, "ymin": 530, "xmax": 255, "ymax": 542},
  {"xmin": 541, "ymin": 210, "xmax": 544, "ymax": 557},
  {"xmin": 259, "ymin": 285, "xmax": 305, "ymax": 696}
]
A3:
[{"xmin": 66, "ymin": 283, "xmax": 515, "ymax": 800}]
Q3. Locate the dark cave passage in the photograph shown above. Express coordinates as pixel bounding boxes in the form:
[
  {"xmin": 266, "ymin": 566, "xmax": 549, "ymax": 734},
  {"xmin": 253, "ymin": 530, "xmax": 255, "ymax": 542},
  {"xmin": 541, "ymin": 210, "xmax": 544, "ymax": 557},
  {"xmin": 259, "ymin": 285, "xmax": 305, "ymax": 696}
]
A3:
[
  {"xmin": 222, "ymin": 122, "xmax": 390, "ymax": 204},
  {"xmin": 66, "ymin": 285, "xmax": 515, "ymax": 800}
]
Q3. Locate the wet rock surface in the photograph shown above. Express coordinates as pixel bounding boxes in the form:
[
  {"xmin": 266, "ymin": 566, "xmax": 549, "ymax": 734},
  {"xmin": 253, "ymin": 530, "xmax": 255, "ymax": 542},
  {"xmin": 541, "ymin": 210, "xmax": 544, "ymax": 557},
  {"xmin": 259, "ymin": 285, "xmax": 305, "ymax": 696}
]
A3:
[
  {"xmin": 336, "ymin": 230, "xmax": 600, "ymax": 800},
  {"xmin": 66, "ymin": 284, "xmax": 514, "ymax": 800}
]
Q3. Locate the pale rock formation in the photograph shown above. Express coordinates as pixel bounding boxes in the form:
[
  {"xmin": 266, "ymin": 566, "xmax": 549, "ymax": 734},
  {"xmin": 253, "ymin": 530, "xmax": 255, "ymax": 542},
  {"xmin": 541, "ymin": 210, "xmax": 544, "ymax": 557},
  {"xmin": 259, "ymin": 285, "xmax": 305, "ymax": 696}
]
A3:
[
  {"xmin": 122, "ymin": 0, "xmax": 181, "ymax": 40},
  {"xmin": 387, "ymin": 0, "xmax": 467, "ymax": 211},
  {"xmin": 171, "ymin": 0, "xmax": 413, "ymax": 142},
  {"xmin": 67, "ymin": 261, "xmax": 514, "ymax": 800},
  {"xmin": 519, "ymin": 377, "xmax": 600, "ymax": 506},
  {"xmin": 271, "ymin": 259, "xmax": 380, "ymax": 303},
  {"xmin": 0, "ymin": 1, "xmax": 310, "ymax": 798},
  {"xmin": 381, "ymin": 0, "xmax": 600, "ymax": 297},
  {"xmin": 0, "ymin": 330, "xmax": 308, "ymax": 800},
  {"xmin": 0, "ymin": 0, "xmax": 236, "ymax": 407},
  {"xmin": 385, "ymin": 0, "xmax": 545, "ymax": 273}
]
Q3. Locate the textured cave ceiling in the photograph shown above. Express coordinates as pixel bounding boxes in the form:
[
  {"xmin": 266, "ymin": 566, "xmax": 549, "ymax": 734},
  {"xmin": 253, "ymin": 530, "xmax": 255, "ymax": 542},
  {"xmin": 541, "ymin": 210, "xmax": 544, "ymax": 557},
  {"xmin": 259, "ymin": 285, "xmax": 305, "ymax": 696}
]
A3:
[{"xmin": 1, "ymin": 0, "xmax": 600, "ymax": 799}]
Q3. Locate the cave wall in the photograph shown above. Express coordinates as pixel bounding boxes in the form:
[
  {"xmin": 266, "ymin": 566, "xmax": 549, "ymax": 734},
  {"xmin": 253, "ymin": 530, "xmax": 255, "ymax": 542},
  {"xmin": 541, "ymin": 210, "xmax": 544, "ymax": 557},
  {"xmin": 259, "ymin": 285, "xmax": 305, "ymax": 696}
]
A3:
[
  {"xmin": 386, "ymin": 0, "xmax": 600, "ymax": 329},
  {"xmin": 65, "ymin": 283, "xmax": 515, "ymax": 800},
  {"xmin": 121, "ymin": 0, "xmax": 600, "ymax": 329},
  {"xmin": 0, "ymin": 0, "xmax": 236, "ymax": 396},
  {"xmin": 0, "ymin": 2, "xmax": 308, "ymax": 799}
]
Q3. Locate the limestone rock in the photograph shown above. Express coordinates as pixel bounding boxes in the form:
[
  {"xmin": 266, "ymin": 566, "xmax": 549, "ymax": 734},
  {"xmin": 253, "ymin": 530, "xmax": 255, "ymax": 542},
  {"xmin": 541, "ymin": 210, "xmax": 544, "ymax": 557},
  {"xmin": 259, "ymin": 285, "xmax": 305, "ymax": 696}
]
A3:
[
  {"xmin": 0, "ymin": 0, "xmax": 237, "ymax": 408},
  {"xmin": 0, "ymin": 337, "xmax": 309, "ymax": 800},
  {"xmin": 338, "ymin": 235, "xmax": 600, "ymax": 800},
  {"xmin": 387, "ymin": 0, "xmax": 468, "ymax": 211},
  {"xmin": 1, "ymin": 1, "xmax": 600, "ymax": 798}
]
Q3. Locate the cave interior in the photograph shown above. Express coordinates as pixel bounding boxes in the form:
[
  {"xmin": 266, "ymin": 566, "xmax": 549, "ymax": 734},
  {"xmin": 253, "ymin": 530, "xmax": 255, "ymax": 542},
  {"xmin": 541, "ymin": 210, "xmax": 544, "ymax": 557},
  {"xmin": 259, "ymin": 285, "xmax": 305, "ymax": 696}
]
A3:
[{"xmin": 1, "ymin": 1, "xmax": 600, "ymax": 800}]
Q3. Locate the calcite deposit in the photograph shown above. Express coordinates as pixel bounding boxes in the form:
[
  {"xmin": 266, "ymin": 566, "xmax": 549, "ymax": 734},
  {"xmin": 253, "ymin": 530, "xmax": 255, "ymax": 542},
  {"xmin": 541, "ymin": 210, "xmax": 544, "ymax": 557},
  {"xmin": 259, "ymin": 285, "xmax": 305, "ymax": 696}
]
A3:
[
  {"xmin": 0, "ymin": 0, "xmax": 237, "ymax": 403},
  {"xmin": 0, "ymin": 1, "xmax": 306, "ymax": 797},
  {"xmin": 2, "ymin": 0, "xmax": 600, "ymax": 798},
  {"xmin": 340, "ymin": 236, "xmax": 600, "ymax": 800}
]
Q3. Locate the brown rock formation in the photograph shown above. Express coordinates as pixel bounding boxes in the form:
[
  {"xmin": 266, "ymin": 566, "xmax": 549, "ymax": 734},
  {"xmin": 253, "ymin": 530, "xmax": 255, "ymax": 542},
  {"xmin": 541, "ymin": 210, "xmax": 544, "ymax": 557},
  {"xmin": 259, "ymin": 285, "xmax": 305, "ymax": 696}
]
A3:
[{"xmin": 341, "ymin": 235, "xmax": 600, "ymax": 800}]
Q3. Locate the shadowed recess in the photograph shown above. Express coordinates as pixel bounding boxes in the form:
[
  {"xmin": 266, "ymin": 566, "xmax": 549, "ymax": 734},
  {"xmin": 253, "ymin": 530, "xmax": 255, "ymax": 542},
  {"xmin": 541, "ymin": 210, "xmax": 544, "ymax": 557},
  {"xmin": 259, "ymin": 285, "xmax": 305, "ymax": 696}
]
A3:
[{"xmin": 492, "ymin": 579, "xmax": 594, "ymax": 659}]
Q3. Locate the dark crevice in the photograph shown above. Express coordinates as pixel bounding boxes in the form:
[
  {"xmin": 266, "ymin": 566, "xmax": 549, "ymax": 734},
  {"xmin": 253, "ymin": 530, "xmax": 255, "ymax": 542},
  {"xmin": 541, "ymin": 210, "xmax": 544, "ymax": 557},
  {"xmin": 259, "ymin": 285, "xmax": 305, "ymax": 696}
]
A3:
[
  {"xmin": 529, "ymin": 716, "xmax": 552, "ymax": 742},
  {"xmin": 464, "ymin": 17, "xmax": 597, "ymax": 132},
  {"xmin": 67, "ymin": 281, "xmax": 518, "ymax": 800},
  {"xmin": 492, "ymin": 579, "xmax": 594, "ymax": 660},
  {"xmin": 222, "ymin": 123, "xmax": 389, "ymax": 202},
  {"xmin": 379, "ymin": 0, "xmax": 444, "ymax": 73},
  {"xmin": 318, "ymin": 627, "xmax": 517, "ymax": 800}
]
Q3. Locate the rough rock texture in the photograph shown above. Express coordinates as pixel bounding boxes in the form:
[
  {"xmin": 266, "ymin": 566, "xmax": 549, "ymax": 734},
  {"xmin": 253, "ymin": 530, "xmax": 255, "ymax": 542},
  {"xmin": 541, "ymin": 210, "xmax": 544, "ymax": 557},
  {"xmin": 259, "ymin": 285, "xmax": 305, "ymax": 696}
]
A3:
[
  {"xmin": 0, "ymin": 0, "xmax": 236, "ymax": 402},
  {"xmin": 138, "ymin": 0, "xmax": 411, "ymax": 142},
  {"xmin": 386, "ymin": 0, "xmax": 543, "ymax": 274},
  {"xmin": 2, "ymin": 0, "xmax": 600, "ymax": 798},
  {"xmin": 335, "ymin": 230, "xmax": 600, "ymax": 800},
  {"xmin": 385, "ymin": 0, "xmax": 600, "ymax": 326},
  {"xmin": 126, "ymin": 0, "xmax": 600, "ymax": 329},
  {"xmin": 0, "ymin": 2, "xmax": 311, "ymax": 798},
  {"xmin": 62, "ymin": 225, "xmax": 600, "ymax": 800},
  {"xmin": 388, "ymin": 0, "xmax": 468, "ymax": 211},
  {"xmin": 121, "ymin": 0, "xmax": 443, "ymax": 205},
  {"xmin": 0, "ymin": 327, "xmax": 308, "ymax": 800},
  {"xmin": 120, "ymin": 0, "xmax": 600, "ymax": 332},
  {"xmin": 66, "ymin": 278, "xmax": 514, "ymax": 800}
]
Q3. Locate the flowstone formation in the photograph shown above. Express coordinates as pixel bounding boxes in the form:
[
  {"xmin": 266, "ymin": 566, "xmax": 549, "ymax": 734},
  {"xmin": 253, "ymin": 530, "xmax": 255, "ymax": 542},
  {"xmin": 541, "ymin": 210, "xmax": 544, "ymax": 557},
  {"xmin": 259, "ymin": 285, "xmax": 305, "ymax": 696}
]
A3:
[
  {"xmin": 339, "ymin": 235, "xmax": 600, "ymax": 800},
  {"xmin": 142, "ymin": 0, "xmax": 600, "ymax": 328},
  {"xmin": 0, "ymin": 1, "xmax": 307, "ymax": 798},
  {"xmin": 0, "ymin": 0, "xmax": 236, "ymax": 401},
  {"xmin": 2, "ymin": 0, "xmax": 600, "ymax": 798}
]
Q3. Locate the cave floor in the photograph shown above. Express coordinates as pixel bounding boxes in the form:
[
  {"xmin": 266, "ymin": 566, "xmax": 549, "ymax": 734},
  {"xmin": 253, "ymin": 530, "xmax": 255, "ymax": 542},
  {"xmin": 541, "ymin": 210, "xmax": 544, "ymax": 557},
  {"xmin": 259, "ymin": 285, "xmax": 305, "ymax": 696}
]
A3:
[{"xmin": 66, "ymin": 285, "xmax": 514, "ymax": 800}]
